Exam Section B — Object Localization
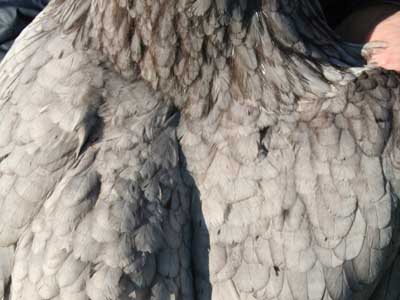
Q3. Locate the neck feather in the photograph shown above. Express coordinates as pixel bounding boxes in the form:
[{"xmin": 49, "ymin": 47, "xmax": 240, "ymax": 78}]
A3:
[{"xmin": 50, "ymin": 0, "xmax": 363, "ymax": 118}]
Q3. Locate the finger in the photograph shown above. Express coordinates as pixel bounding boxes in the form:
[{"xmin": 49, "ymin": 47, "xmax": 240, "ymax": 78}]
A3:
[{"xmin": 361, "ymin": 41, "xmax": 388, "ymax": 61}]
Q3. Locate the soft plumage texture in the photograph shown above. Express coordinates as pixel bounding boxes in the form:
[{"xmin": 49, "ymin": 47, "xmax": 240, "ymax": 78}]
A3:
[
  {"xmin": 0, "ymin": 4, "xmax": 193, "ymax": 299},
  {"xmin": 0, "ymin": 0, "xmax": 400, "ymax": 300}
]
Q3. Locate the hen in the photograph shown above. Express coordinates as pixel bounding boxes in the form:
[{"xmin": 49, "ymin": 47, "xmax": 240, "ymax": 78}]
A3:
[{"xmin": 0, "ymin": 0, "xmax": 399, "ymax": 300}]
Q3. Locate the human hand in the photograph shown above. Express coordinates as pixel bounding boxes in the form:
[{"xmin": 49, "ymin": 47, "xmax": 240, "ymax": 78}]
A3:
[{"xmin": 363, "ymin": 11, "xmax": 400, "ymax": 72}]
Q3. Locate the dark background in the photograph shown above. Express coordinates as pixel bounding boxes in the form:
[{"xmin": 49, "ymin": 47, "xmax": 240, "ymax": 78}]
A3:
[{"xmin": 0, "ymin": 0, "xmax": 48, "ymax": 60}]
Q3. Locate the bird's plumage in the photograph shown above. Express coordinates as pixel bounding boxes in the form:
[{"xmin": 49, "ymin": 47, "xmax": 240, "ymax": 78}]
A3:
[{"xmin": 0, "ymin": 0, "xmax": 399, "ymax": 300}]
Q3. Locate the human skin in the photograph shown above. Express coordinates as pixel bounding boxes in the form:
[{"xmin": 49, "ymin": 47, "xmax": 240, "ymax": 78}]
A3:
[
  {"xmin": 366, "ymin": 9, "xmax": 400, "ymax": 71},
  {"xmin": 336, "ymin": 3, "xmax": 400, "ymax": 71}
]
